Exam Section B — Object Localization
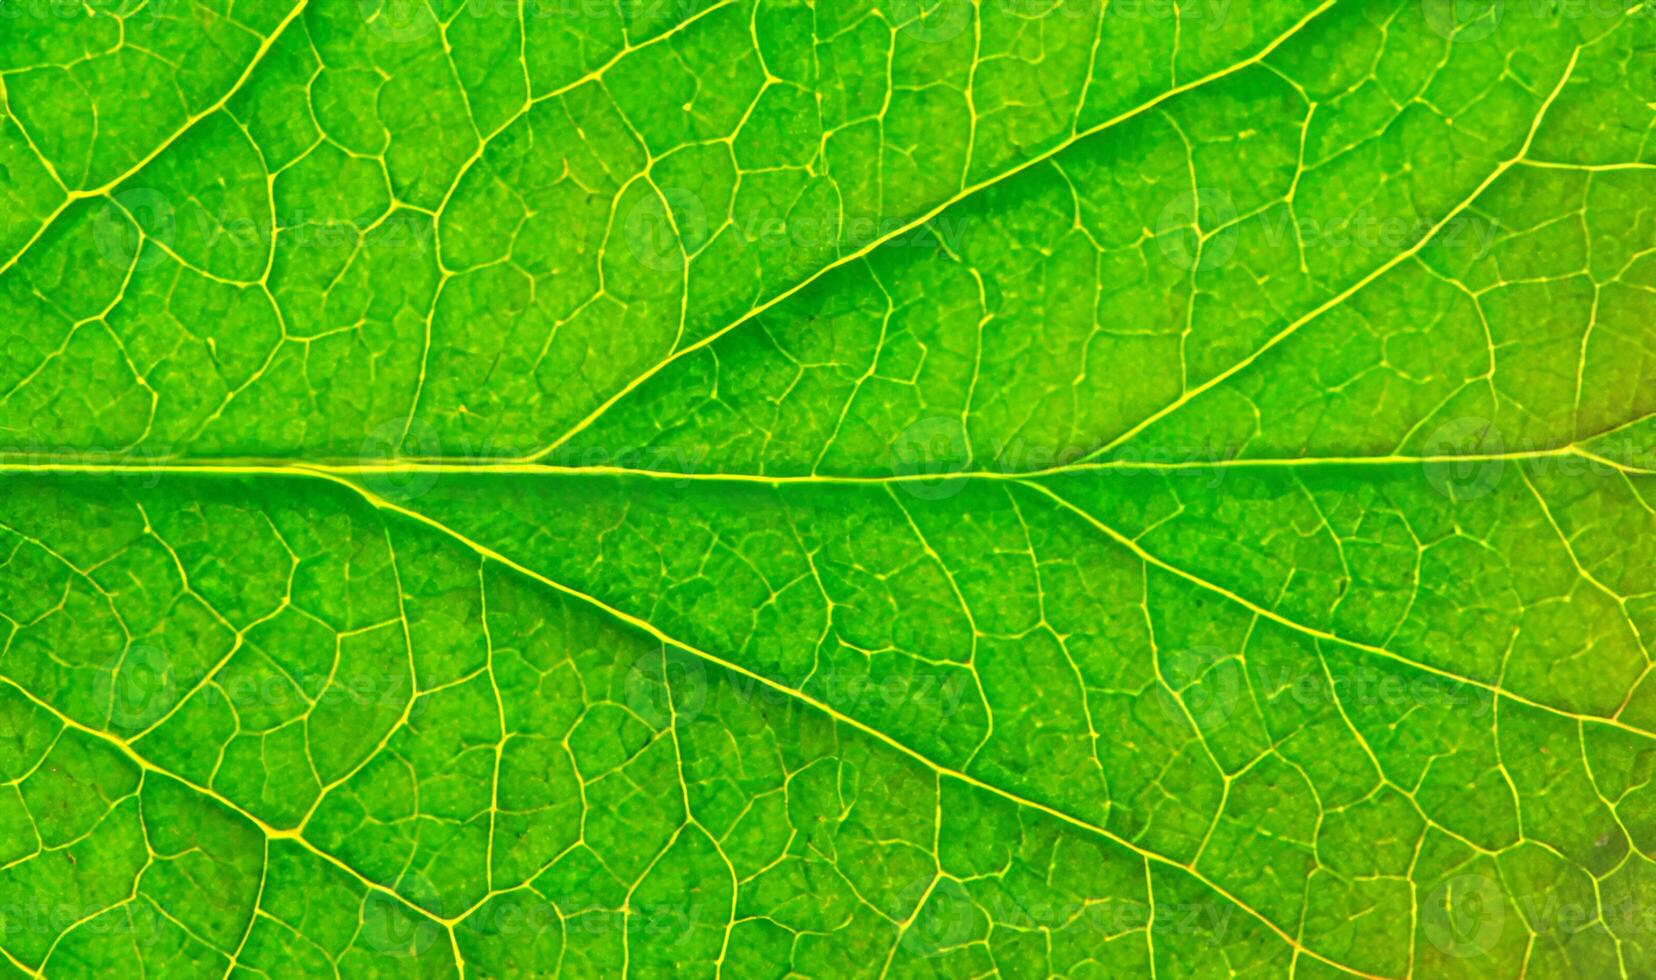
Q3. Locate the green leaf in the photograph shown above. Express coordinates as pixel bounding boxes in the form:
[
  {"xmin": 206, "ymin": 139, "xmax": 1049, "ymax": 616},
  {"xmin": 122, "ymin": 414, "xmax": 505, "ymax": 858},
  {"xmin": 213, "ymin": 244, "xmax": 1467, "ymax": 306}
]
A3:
[{"xmin": 1, "ymin": 0, "xmax": 1653, "ymax": 977}]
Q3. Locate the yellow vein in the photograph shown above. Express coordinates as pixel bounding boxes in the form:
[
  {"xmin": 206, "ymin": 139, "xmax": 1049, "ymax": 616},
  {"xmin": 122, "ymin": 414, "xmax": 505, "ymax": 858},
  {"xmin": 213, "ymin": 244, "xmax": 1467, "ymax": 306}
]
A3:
[
  {"xmin": 296, "ymin": 467, "xmax": 1388, "ymax": 980},
  {"xmin": 1020, "ymin": 479, "xmax": 1656, "ymax": 741},
  {"xmin": 0, "ymin": 676, "xmax": 463, "ymax": 942},
  {"xmin": 2, "ymin": 445, "xmax": 1650, "ymax": 481},
  {"xmin": 524, "ymin": 0, "xmax": 1340, "ymax": 462},
  {"xmin": 1084, "ymin": 44, "xmax": 1585, "ymax": 461},
  {"xmin": 0, "ymin": 1, "xmax": 311, "ymax": 280}
]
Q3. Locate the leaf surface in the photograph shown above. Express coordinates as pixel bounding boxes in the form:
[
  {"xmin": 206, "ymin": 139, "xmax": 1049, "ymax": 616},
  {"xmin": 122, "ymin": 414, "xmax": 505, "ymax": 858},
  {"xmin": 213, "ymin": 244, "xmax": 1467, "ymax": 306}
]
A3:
[{"xmin": 0, "ymin": 1, "xmax": 1653, "ymax": 977}]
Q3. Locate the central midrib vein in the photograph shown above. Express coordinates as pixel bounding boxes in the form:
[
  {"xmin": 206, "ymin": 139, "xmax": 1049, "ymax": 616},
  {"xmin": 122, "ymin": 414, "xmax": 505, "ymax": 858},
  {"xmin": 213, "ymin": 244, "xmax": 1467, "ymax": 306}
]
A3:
[{"xmin": 0, "ymin": 444, "xmax": 1646, "ymax": 480}]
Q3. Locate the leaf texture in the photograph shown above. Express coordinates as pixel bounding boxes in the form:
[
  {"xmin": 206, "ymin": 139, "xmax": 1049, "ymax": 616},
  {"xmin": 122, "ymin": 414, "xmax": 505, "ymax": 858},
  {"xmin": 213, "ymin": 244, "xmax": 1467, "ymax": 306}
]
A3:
[{"xmin": 0, "ymin": 1, "xmax": 1654, "ymax": 977}]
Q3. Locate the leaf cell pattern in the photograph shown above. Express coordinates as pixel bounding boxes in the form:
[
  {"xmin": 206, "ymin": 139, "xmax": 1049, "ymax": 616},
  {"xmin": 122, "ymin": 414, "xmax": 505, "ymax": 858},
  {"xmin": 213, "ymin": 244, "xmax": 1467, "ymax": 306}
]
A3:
[{"xmin": 0, "ymin": 0, "xmax": 1653, "ymax": 978}]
